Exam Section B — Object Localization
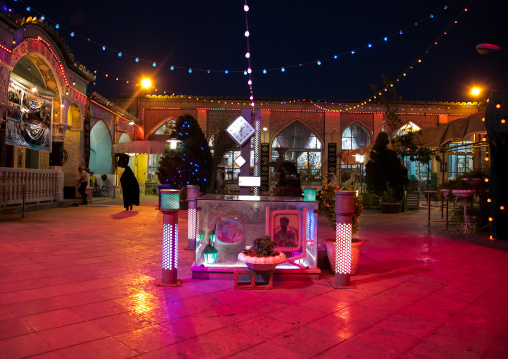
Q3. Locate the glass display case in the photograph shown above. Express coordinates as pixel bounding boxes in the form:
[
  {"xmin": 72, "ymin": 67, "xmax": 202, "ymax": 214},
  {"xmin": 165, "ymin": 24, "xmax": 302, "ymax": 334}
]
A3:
[{"xmin": 192, "ymin": 195, "xmax": 319, "ymax": 276}]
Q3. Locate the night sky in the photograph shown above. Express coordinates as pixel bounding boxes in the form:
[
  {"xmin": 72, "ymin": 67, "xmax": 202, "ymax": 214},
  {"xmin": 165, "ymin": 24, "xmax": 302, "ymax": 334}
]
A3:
[{"xmin": 8, "ymin": 0, "xmax": 508, "ymax": 103}]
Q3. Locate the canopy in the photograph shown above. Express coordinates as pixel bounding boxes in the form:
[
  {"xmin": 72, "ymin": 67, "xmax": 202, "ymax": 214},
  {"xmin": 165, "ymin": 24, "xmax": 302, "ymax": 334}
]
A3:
[
  {"xmin": 339, "ymin": 111, "xmax": 486, "ymax": 164},
  {"xmin": 111, "ymin": 141, "xmax": 167, "ymax": 155}
]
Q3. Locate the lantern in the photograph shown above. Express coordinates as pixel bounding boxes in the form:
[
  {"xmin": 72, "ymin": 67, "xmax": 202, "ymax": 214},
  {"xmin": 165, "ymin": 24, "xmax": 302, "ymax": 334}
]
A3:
[{"xmin": 158, "ymin": 189, "xmax": 181, "ymax": 286}]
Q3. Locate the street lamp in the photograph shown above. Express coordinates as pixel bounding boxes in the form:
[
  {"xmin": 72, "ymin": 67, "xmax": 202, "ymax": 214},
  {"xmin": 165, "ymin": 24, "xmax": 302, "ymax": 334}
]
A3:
[
  {"xmin": 476, "ymin": 43, "xmax": 508, "ymax": 54},
  {"xmin": 141, "ymin": 78, "xmax": 152, "ymax": 89}
]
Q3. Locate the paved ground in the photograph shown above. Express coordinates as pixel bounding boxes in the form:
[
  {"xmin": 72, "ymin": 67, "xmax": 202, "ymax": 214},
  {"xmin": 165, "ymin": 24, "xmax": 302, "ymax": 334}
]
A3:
[{"xmin": 1, "ymin": 196, "xmax": 508, "ymax": 358}]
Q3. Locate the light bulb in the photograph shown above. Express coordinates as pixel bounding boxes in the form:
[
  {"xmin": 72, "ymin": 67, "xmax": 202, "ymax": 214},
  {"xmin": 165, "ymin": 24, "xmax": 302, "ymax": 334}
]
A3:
[
  {"xmin": 248, "ymin": 80, "xmax": 252, "ymax": 85},
  {"xmin": 118, "ymin": 52, "xmax": 122, "ymax": 57},
  {"xmin": 245, "ymin": 30, "xmax": 250, "ymax": 37},
  {"xmin": 281, "ymin": 67, "xmax": 285, "ymax": 72},
  {"xmin": 317, "ymin": 60, "xmax": 321, "ymax": 65},
  {"xmin": 188, "ymin": 68, "xmax": 192, "ymax": 73},
  {"xmin": 244, "ymin": 4, "xmax": 249, "ymax": 11},
  {"xmin": 135, "ymin": 57, "xmax": 139, "ymax": 62},
  {"xmin": 102, "ymin": 46, "xmax": 106, "ymax": 50},
  {"xmin": 225, "ymin": 70, "xmax": 229, "ymax": 74},
  {"xmin": 384, "ymin": 37, "xmax": 388, "ymax": 41},
  {"xmin": 250, "ymin": 96, "xmax": 253, "ymax": 100},
  {"xmin": 247, "ymin": 68, "xmax": 252, "ymax": 73},
  {"xmin": 153, "ymin": 62, "xmax": 156, "ymax": 67},
  {"xmin": 70, "ymin": 32, "xmax": 75, "ymax": 37},
  {"xmin": 245, "ymin": 52, "xmax": 250, "ymax": 58},
  {"xmin": 263, "ymin": 69, "xmax": 267, "ymax": 74}
]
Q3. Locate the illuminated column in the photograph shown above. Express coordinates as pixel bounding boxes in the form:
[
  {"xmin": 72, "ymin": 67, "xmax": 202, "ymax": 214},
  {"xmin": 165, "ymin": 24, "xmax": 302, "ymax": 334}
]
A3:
[
  {"xmin": 186, "ymin": 185, "xmax": 199, "ymax": 250},
  {"xmin": 158, "ymin": 189, "xmax": 181, "ymax": 286},
  {"xmin": 333, "ymin": 191, "xmax": 355, "ymax": 287}
]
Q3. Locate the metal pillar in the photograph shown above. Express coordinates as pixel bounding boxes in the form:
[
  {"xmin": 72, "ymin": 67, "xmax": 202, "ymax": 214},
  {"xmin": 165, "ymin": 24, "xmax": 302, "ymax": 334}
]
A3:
[{"xmin": 186, "ymin": 185, "xmax": 199, "ymax": 250}]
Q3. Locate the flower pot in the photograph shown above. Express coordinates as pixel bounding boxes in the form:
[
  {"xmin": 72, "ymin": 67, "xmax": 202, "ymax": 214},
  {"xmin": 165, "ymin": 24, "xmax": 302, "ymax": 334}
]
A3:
[
  {"xmin": 324, "ymin": 239, "xmax": 364, "ymax": 275},
  {"xmin": 380, "ymin": 202, "xmax": 400, "ymax": 213},
  {"xmin": 237, "ymin": 252, "xmax": 286, "ymax": 271}
]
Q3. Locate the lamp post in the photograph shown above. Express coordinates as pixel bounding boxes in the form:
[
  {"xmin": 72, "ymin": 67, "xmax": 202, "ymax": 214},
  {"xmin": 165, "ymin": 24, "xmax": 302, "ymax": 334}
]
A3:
[
  {"xmin": 331, "ymin": 190, "xmax": 355, "ymax": 288},
  {"xmin": 156, "ymin": 189, "xmax": 182, "ymax": 287},
  {"xmin": 186, "ymin": 185, "xmax": 199, "ymax": 250},
  {"xmin": 354, "ymin": 154, "xmax": 365, "ymax": 194},
  {"xmin": 476, "ymin": 43, "xmax": 508, "ymax": 54}
]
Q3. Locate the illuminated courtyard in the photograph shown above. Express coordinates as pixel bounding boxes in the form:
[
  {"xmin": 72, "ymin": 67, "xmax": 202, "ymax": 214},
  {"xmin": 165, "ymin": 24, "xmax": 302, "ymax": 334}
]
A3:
[{"xmin": 1, "ymin": 199, "xmax": 508, "ymax": 358}]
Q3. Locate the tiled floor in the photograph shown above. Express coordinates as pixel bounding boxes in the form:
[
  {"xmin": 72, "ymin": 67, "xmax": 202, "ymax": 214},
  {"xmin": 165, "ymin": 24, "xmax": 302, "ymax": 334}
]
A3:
[{"xmin": 1, "ymin": 196, "xmax": 508, "ymax": 358}]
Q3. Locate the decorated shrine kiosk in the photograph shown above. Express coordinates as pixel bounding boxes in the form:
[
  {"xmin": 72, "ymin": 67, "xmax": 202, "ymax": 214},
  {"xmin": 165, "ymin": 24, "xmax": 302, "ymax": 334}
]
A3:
[{"xmin": 190, "ymin": 194, "xmax": 320, "ymax": 280}]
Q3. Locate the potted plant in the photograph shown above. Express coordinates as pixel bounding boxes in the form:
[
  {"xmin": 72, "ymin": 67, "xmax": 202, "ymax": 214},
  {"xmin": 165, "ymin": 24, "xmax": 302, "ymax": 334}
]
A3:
[
  {"xmin": 319, "ymin": 181, "xmax": 365, "ymax": 275},
  {"xmin": 237, "ymin": 236, "xmax": 286, "ymax": 271},
  {"xmin": 380, "ymin": 183, "xmax": 401, "ymax": 213}
]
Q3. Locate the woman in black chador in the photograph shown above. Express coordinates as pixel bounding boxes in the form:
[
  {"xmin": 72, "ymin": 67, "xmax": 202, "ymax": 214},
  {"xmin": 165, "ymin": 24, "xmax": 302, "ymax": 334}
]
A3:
[{"xmin": 117, "ymin": 153, "xmax": 140, "ymax": 211}]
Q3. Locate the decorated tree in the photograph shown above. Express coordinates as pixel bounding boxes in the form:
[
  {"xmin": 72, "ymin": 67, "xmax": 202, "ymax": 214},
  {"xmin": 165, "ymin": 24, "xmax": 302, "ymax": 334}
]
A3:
[
  {"xmin": 157, "ymin": 114, "xmax": 212, "ymax": 192},
  {"xmin": 365, "ymin": 132, "xmax": 407, "ymax": 201}
]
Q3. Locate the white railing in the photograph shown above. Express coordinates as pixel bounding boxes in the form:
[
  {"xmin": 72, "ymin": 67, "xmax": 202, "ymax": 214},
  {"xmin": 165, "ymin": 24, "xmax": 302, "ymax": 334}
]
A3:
[{"xmin": 0, "ymin": 167, "xmax": 60, "ymax": 206}]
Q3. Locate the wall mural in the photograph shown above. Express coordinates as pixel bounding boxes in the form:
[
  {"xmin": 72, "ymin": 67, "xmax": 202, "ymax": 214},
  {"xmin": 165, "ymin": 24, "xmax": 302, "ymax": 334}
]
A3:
[{"xmin": 6, "ymin": 81, "xmax": 52, "ymax": 152}]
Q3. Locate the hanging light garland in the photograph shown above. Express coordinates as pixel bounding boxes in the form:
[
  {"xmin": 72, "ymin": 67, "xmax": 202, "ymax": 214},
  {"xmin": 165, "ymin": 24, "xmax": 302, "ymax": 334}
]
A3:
[
  {"xmin": 312, "ymin": 0, "xmax": 474, "ymax": 113},
  {"xmin": 243, "ymin": 1, "xmax": 254, "ymax": 107},
  {"xmin": 14, "ymin": 0, "xmax": 459, "ymax": 76}
]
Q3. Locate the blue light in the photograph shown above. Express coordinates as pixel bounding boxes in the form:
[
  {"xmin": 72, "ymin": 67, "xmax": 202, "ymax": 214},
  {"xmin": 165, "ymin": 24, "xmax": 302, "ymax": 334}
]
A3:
[
  {"xmin": 263, "ymin": 69, "xmax": 267, "ymax": 74},
  {"xmin": 317, "ymin": 60, "xmax": 321, "ymax": 65},
  {"xmin": 384, "ymin": 37, "xmax": 388, "ymax": 41},
  {"xmin": 56, "ymin": 24, "xmax": 59, "ymax": 29},
  {"xmin": 430, "ymin": 14, "xmax": 434, "ymax": 18},
  {"xmin": 225, "ymin": 70, "xmax": 229, "ymax": 74},
  {"xmin": 188, "ymin": 68, "xmax": 192, "ymax": 73},
  {"xmin": 351, "ymin": 51, "xmax": 355, "ymax": 55},
  {"xmin": 70, "ymin": 32, "xmax": 75, "ymax": 37},
  {"xmin": 281, "ymin": 67, "xmax": 285, "ymax": 72},
  {"xmin": 102, "ymin": 46, "xmax": 106, "ymax": 50},
  {"xmin": 444, "ymin": 5, "xmax": 448, "ymax": 9},
  {"xmin": 135, "ymin": 57, "xmax": 139, "ymax": 62},
  {"xmin": 368, "ymin": 44, "xmax": 372, "ymax": 48},
  {"xmin": 399, "ymin": 30, "xmax": 403, "ymax": 35},
  {"xmin": 41, "ymin": 16, "xmax": 45, "ymax": 20},
  {"xmin": 244, "ymin": 70, "xmax": 247, "ymax": 75},
  {"xmin": 153, "ymin": 62, "xmax": 156, "ymax": 67},
  {"xmin": 334, "ymin": 55, "xmax": 338, "ymax": 59},
  {"xmin": 118, "ymin": 52, "xmax": 122, "ymax": 57},
  {"xmin": 170, "ymin": 66, "xmax": 174, "ymax": 70},
  {"xmin": 26, "ymin": 7, "xmax": 30, "ymax": 11}
]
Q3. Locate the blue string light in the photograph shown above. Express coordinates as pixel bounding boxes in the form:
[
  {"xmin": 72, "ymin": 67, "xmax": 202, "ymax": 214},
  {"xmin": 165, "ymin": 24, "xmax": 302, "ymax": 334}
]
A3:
[
  {"xmin": 135, "ymin": 57, "xmax": 139, "ymax": 62},
  {"xmin": 170, "ymin": 66, "xmax": 174, "ymax": 70}
]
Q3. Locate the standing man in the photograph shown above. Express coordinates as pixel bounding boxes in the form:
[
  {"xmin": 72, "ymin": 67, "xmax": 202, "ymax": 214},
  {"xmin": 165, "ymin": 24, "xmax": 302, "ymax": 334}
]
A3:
[{"xmin": 76, "ymin": 166, "xmax": 88, "ymax": 205}]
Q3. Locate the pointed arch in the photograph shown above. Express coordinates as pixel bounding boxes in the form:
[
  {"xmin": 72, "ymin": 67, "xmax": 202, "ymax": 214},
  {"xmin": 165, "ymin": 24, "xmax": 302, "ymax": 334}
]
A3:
[
  {"xmin": 90, "ymin": 120, "xmax": 112, "ymax": 175},
  {"xmin": 271, "ymin": 120, "xmax": 323, "ymax": 185},
  {"xmin": 341, "ymin": 122, "xmax": 371, "ymax": 151},
  {"xmin": 392, "ymin": 121, "xmax": 421, "ymax": 137},
  {"xmin": 146, "ymin": 117, "xmax": 178, "ymax": 139}
]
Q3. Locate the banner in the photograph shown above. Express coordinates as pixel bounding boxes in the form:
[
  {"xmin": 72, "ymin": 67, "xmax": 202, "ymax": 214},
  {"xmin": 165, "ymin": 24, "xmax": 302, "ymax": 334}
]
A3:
[{"xmin": 6, "ymin": 81, "xmax": 52, "ymax": 152}]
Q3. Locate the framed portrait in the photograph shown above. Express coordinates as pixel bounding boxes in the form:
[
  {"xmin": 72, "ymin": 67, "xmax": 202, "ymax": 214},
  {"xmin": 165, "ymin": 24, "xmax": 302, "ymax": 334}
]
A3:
[{"xmin": 270, "ymin": 210, "xmax": 302, "ymax": 252}]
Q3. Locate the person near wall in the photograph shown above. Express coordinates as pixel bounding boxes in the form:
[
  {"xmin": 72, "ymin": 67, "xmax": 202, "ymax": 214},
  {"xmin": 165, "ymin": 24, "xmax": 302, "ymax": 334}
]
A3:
[
  {"xmin": 76, "ymin": 166, "xmax": 89, "ymax": 205},
  {"xmin": 117, "ymin": 153, "xmax": 140, "ymax": 211}
]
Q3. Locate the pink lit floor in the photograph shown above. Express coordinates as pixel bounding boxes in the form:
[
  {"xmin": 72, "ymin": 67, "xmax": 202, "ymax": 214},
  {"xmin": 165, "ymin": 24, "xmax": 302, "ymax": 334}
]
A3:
[{"xmin": 1, "ymin": 196, "xmax": 508, "ymax": 358}]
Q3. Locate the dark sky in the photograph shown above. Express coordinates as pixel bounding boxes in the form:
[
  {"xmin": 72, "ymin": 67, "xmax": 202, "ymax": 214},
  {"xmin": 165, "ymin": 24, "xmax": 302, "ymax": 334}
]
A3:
[{"xmin": 10, "ymin": 0, "xmax": 508, "ymax": 102}]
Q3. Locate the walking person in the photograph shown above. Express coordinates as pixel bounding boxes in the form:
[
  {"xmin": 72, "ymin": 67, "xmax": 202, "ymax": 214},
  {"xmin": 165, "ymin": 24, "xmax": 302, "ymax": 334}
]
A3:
[
  {"xmin": 76, "ymin": 166, "xmax": 88, "ymax": 205},
  {"xmin": 117, "ymin": 153, "xmax": 140, "ymax": 211}
]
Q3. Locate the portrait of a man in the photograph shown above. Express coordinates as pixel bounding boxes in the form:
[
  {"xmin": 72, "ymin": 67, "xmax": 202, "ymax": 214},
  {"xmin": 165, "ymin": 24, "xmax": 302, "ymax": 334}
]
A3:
[{"xmin": 272, "ymin": 212, "xmax": 301, "ymax": 250}]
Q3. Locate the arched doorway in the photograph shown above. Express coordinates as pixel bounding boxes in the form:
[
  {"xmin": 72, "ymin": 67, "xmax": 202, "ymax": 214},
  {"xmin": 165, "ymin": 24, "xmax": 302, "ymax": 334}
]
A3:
[
  {"xmin": 271, "ymin": 121, "xmax": 323, "ymax": 186},
  {"xmin": 90, "ymin": 121, "xmax": 112, "ymax": 175}
]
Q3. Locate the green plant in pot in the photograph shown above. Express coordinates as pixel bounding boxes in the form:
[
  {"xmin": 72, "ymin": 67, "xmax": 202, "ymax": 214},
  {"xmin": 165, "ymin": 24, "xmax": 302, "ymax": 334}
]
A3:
[
  {"xmin": 237, "ymin": 236, "xmax": 286, "ymax": 271},
  {"xmin": 319, "ymin": 181, "xmax": 365, "ymax": 275}
]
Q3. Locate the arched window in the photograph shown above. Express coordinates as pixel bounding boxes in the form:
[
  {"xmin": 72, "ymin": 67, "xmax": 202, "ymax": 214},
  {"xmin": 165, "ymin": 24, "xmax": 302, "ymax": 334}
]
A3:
[
  {"xmin": 271, "ymin": 121, "xmax": 322, "ymax": 185},
  {"xmin": 393, "ymin": 122, "xmax": 421, "ymax": 137},
  {"xmin": 153, "ymin": 119, "xmax": 177, "ymax": 135},
  {"xmin": 341, "ymin": 123, "xmax": 370, "ymax": 151}
]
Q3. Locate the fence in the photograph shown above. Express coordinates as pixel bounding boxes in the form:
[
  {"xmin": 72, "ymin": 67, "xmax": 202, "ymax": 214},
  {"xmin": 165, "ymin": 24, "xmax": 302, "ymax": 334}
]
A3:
[{"xmin": 0, "ymin": 167, "xmax": 60, "ymax": 207}]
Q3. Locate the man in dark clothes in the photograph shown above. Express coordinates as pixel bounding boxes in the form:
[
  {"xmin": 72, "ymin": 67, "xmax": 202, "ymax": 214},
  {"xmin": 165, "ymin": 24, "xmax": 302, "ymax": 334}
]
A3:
[{"xmin": 117, "ymin": 153, "xmax": 140, "ymax": 211}]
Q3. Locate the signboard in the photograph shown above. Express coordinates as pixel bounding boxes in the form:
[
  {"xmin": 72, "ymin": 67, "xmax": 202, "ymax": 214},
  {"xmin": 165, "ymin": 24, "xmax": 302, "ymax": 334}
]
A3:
[{"xmin": 6, "ymin": 81, "xmax": 52, "ymax": 152}]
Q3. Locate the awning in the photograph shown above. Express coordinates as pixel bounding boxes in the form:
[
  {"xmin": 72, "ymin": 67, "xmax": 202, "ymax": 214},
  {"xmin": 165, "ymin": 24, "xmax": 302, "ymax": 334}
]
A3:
[
  {"xmin": 339, "ymin": 111, "xmax": 486, "ymax": 163},
  {"xmin": 111, "ymin": 141, "xmax": 167, "ymax": 155}
]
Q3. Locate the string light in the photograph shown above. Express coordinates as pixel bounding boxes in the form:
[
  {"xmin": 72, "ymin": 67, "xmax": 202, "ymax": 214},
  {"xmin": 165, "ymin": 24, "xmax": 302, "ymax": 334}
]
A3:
[{"xmin": 13, "ymin": 0, "xmax": 456, "ymax": 76}]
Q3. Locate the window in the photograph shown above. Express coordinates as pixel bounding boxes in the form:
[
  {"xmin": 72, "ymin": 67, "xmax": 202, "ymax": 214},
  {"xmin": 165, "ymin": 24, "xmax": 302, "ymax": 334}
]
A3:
[
  {"xmin": 153, "ymin": 119, "xmax": 176, "ymax": 135},
  {"xmin": 341, "ymin": 123, "xmax": 370, "ymax": 152},
  {"xmin": 271, "ymin": 121, "xmax": 322, "ymax": 185},
  {"xmin": 447, "ymin": 141, "xmax": 473, "ymax": 179},
  {"xmin": 393, "ymin": 122, "xmax": 421, "ymax": 138}
]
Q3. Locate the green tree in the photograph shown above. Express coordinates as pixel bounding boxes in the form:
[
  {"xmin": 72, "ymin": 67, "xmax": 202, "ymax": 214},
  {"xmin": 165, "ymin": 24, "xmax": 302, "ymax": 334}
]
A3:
[
  {"xmin": 157, "ymin": 114, "xmax": 212, "ymax": 191},
  {"xmin": 365, "ymin": 132, "xmax": 407, "ymax": 200}
]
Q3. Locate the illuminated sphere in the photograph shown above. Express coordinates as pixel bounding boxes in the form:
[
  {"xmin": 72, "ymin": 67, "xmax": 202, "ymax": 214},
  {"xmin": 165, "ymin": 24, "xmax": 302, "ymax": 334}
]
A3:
[
  {"xmin": 244, "ymin": 5, "xmax": 249, "ymax": 11},
  {"xmin": 471, "ymin": 88, "xmax": 481, "ymax": 96},
  {"xmin": 245, "ymin": 31, "xmax": 250, "ymax": 37}
]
